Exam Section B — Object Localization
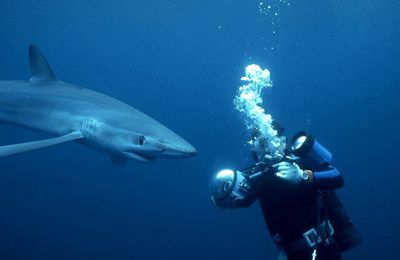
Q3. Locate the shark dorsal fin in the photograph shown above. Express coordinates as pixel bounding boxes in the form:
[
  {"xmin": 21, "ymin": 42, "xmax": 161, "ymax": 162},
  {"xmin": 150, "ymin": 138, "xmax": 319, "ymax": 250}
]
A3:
[{"xmin": 29, "ymin": 45, "xmax": 57, "ymax": 82}]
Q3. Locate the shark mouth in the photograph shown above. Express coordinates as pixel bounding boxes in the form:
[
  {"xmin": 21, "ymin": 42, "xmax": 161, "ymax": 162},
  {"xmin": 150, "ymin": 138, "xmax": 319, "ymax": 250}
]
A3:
[{"xmin": 122, "ymin": 151, "xmax": 156, "ymax": 162}]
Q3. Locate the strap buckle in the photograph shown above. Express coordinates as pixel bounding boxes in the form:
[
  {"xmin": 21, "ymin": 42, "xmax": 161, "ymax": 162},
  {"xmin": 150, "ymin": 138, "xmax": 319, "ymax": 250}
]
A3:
[
  {"xmin": 303, "ymin": 228, "xmax": 321, "ymax": 248},
  {"xmin": 303, "ymin": 220, "xmax": 335, "ymax": 248}
]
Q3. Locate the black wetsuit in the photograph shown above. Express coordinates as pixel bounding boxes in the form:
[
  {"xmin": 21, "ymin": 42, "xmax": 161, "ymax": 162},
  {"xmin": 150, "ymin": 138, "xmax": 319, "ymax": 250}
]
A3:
[{"xmin": 256, "ymin": 162, "xmax": 357, "ymax": 260}]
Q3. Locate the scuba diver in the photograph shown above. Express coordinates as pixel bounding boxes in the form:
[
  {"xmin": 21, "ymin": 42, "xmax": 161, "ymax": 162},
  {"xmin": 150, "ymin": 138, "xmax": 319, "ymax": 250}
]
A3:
[{"xmin": 210, "ymin": 128, "xmax": 362, "ymax": 260}]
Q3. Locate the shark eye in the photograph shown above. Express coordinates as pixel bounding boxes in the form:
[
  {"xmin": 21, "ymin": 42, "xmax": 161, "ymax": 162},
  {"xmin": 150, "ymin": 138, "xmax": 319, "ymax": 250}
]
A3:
[{"xmin": 138, "ymin": 136, "xmax": 145, "ymax": 145}]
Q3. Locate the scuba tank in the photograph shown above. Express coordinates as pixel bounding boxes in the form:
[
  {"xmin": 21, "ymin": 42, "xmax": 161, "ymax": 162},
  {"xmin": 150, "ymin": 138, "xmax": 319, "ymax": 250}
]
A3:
[{"xmin": 321, "ymin": 190, "xmax": 362, "ymax": 252}]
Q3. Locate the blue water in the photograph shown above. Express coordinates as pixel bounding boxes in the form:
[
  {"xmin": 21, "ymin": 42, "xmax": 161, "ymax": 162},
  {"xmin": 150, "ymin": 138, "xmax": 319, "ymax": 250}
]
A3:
[{"xmin": 0, "ymin": 1, "xmax": 399, "ymax": 259}]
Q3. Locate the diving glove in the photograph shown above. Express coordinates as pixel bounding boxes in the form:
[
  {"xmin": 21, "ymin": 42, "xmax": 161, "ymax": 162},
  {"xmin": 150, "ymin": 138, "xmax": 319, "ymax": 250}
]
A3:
[{"xmin": 272, "ymin": 161, "xmax": 305, "ymax": 185}]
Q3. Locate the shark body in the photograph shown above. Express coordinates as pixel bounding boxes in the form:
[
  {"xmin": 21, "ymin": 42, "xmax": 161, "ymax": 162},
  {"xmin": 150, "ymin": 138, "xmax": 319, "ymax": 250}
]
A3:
[{"xmin": 0, "ymin": 45, "xmax": 196, "ymax": 163}]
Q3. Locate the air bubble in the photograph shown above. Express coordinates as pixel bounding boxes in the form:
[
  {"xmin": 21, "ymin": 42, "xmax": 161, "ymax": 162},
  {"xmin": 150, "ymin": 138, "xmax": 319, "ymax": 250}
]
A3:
[{"xmin": 234, "ymin": 65, "xmax": 286, "ymax": 159}]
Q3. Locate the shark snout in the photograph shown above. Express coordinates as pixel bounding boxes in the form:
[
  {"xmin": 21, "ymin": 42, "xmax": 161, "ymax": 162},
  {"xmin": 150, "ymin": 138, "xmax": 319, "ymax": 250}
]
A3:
[
  {"xmin": 177, "ymin": 142, "xmax": 197, "ymax": 157},
  {"xmin": 160, "ymin": 139, "xmax": 197, "ymax": 158},
  {"xmin": 122, "ymin": 136, "xmax": 196, "ymax": 161}
]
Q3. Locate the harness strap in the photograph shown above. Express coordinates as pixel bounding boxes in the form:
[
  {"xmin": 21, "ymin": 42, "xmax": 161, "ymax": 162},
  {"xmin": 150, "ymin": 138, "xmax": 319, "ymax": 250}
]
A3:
[{"xmin": 284, "ymin": 220, "xmax": 335, "ymax": 253}]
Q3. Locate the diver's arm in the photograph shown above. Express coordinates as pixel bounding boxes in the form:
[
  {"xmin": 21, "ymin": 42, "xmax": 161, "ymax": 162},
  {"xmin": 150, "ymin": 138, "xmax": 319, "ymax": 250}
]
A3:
[
  {"xmin": 272, "ymin": 161, "xmax": 344, "ymax": 189},
  {"xmin": 308, "ymin": 165, "xmax": 344, "ymax": 189}
]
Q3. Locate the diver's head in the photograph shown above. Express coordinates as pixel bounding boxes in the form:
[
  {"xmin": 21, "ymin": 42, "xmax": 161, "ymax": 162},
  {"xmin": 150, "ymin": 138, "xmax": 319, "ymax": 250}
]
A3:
[{"xmin": 271, "ymin": 121, "xmax": 285, "ymax": 136}]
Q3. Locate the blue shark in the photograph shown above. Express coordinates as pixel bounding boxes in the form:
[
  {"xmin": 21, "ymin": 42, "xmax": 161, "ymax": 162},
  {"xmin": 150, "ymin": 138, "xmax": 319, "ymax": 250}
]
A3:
[{"xmin": 0, "ymin": 45, "xmax": 196, "ymax": 163}]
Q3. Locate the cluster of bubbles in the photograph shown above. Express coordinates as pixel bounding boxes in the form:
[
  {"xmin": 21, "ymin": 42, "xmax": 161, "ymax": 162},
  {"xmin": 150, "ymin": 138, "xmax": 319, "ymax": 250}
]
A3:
[
  {"xmin": 258, "ymin": 0, "xmax": 290, "ymax": 17},
  {"xmin": 234, "ymin": 64, "xmax": 286, "ymax": 160},
  {"xmin": 257, "ymin": 0, "xmax": 291, "ymax": 52}
]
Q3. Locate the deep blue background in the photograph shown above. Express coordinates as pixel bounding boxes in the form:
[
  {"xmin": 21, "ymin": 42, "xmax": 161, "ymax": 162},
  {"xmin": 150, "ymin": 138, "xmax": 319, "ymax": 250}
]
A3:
[{"xmin": 0, "ymin": 1, "xmax": 399, "ymax": 259}]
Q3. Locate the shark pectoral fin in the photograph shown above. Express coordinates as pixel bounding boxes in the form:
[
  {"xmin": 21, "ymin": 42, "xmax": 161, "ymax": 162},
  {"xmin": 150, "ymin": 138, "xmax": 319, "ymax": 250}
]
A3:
[
  {"xmin": 0, "ymin": 131, "xmax": 84, "ymax": 157},
  {"xmin": 110, "ymin": 155, "xmax": 127, "ymax": 165}
]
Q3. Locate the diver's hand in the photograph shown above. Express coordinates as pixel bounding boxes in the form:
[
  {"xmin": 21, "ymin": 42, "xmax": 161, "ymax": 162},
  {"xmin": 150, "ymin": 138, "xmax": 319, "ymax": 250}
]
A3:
[{"xmin": 272, "ymin": 161, "xmax": 303, "ymax": 185}]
